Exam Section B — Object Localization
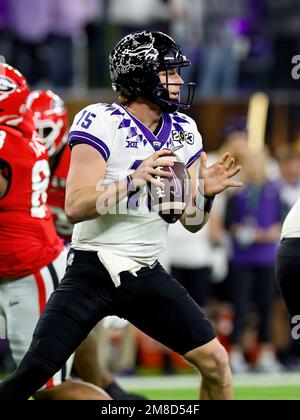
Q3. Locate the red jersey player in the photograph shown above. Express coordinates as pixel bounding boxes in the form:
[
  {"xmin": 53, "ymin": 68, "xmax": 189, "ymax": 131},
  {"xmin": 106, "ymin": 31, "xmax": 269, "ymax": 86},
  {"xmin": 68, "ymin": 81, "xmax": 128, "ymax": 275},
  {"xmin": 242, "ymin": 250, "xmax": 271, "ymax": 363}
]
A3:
[{"xmin": 0, "ymin": 63, "xmax": 109, "ymax": 400}]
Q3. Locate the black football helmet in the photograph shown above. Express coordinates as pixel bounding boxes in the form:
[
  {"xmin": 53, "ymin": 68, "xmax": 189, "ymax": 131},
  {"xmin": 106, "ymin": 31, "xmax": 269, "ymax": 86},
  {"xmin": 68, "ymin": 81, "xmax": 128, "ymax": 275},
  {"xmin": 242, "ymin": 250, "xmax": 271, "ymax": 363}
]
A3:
[{"xmin": 109, "ymin": 31, "xmax": 195, "ymax": 112}]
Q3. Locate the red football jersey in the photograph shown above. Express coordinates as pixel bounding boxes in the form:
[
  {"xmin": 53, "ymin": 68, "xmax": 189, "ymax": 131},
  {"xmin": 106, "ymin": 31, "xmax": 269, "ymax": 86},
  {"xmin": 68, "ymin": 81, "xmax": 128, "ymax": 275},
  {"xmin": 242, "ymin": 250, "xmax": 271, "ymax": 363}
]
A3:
[
  {"xmin": 47, "ymin": 145, "xmax": 73, "ymax": 241},
  {"xmin": 0, "ymin": 124, "xmax": 63, "ymax": 279}
]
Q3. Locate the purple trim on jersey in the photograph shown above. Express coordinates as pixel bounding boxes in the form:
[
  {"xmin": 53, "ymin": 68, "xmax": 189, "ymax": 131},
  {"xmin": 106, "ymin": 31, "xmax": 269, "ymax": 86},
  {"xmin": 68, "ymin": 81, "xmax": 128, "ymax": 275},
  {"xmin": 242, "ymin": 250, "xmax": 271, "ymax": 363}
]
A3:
[
  {"xmin": 68, "ymin": 131, "xmax": 110, "ymax": 161},
  {"xmin": 186, "ymin": 148, "xmax": 203, "ymax": 168},
  {"xmin": 117, "ymin": 103, "xmax": 172, "ymax": 151}
]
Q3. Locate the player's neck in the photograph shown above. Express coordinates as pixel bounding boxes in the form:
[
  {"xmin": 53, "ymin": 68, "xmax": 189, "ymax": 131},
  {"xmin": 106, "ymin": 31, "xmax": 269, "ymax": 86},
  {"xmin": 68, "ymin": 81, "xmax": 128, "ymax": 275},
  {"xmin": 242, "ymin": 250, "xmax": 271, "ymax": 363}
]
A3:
[{"xmin": 125, "ymin": 99, "xmax": 162, "ymax": 133}]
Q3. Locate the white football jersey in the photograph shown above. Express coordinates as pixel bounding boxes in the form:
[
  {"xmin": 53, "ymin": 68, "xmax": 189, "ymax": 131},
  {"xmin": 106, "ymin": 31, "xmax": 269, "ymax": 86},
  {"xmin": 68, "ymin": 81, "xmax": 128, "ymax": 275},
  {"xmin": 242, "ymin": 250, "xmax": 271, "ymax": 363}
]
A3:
[
  {"xmin": 68, "ymin": 101, "xmax": 203, "ymax": 265},
  {"xmin": 281, "ymin": 196, "xmax": 300, "ymax": 239}
]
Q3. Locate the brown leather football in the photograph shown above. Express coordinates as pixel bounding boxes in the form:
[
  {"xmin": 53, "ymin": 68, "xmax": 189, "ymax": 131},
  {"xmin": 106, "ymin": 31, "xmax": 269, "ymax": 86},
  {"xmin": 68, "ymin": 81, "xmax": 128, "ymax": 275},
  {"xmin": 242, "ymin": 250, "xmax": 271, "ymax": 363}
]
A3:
[{"xmin": 148, "ymin": 151, "xmax": 192, "ymax": 223}]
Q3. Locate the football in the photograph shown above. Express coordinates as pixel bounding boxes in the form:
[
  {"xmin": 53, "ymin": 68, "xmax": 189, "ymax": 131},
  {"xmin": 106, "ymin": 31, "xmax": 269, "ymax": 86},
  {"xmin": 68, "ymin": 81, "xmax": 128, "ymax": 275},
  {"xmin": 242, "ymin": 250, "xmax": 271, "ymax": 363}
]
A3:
[{"xmin": 148, "ymin": 150, "xmax": 192, "ymax": 223}]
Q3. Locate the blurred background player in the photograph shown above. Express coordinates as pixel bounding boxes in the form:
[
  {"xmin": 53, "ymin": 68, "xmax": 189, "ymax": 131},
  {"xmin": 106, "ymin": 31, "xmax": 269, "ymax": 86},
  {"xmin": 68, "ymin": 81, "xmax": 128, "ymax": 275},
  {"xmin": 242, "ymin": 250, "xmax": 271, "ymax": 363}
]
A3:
[
  {"xmin": 0, "ymin": 63, "xmax": 110, "ymax": 400},
  {"xmin": 26, "ymin": 89, "xmax": 146, "ymax": 400}
]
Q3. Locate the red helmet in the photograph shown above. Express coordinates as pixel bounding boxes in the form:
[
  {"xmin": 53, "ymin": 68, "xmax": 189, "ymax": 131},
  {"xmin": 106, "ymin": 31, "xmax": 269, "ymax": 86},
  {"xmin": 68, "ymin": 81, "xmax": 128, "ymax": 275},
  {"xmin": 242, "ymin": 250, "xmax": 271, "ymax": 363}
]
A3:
[
  {"xmin": 0, "ymin": 63, "xmax": 29, "ymax": 125},
  {"xmin": 26, "ymin": 90, "xmax": 68, "ymax": 157}
]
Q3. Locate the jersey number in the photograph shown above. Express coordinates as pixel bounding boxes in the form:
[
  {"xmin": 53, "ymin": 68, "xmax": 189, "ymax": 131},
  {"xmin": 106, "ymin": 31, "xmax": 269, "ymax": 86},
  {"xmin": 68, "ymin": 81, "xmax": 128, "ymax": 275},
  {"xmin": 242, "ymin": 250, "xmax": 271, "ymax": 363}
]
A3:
[{"xmin": 31, "ymin": 160, "xmax": 50, "ymax": 219}]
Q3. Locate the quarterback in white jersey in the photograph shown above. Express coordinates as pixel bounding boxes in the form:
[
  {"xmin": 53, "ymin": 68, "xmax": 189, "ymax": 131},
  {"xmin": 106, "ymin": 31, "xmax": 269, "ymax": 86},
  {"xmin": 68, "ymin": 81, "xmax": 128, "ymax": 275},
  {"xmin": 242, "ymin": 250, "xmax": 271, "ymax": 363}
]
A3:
[
  {"xmin": 0, "ymin": 31, "xmax": 242, "ymax": 401},
  {"xmin": 276, "ymin": 196, "xmax": 300, "ymax": 327}
]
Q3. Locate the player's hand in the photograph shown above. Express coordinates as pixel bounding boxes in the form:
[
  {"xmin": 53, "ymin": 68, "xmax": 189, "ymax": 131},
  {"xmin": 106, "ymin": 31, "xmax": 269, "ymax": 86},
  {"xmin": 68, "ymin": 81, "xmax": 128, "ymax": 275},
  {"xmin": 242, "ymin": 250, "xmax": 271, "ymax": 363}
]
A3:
[
  {"xmin": 131, "ymin": 149, "xmax": 174, "ymax": 188},
  {"xmin": 199, "ymin": 152, "xmax": 243, "ymax": 197}
]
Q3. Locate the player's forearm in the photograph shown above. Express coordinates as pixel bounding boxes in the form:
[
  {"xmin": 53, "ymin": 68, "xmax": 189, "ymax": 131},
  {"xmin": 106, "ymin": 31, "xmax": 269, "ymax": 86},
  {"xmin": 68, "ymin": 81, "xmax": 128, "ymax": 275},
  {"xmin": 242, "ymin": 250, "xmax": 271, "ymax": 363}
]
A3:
[{"xmin": 65, "ymin": 178, "xmax": 128, "ymax": 224}]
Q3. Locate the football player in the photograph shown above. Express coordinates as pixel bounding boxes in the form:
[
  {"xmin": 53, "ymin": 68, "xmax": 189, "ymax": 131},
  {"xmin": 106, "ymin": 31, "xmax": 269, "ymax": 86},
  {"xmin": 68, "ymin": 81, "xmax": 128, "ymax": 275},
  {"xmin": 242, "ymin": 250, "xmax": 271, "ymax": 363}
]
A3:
[
  {"xmin": 0, "ymin": 63, "xmax": 110, "ymax": 400},
  {"xmin": 27, "ymin": 89, "xmax": 146, "ymax": 400},
  {"xmin": 0, "ymin": 31, "xmax": 242, "ymax": 400}
]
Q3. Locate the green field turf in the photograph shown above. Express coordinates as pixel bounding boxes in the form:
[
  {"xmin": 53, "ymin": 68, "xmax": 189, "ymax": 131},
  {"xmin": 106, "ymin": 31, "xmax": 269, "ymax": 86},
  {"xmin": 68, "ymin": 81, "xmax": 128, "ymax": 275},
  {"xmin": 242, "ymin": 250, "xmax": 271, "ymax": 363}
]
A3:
[{"xmin": 128, "ymin": 385, "xmax": 300, "ymax": 400}]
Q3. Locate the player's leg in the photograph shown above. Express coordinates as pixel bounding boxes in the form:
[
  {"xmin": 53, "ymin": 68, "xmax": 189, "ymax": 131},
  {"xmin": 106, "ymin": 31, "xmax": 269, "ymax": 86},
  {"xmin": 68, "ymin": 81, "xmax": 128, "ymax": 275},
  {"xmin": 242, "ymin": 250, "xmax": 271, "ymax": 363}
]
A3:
[{"xmin": 115, "ymin": 262, "xmax": 232, "ymax": 400}]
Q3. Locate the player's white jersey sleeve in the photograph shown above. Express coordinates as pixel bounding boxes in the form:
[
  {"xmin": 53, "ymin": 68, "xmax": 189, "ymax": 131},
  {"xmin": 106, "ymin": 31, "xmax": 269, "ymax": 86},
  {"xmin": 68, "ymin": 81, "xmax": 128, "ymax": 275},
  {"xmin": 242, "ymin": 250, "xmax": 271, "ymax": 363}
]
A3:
[{"xmin": 68, "ymin": 103, "xmax": 112, "ymax": 161}]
